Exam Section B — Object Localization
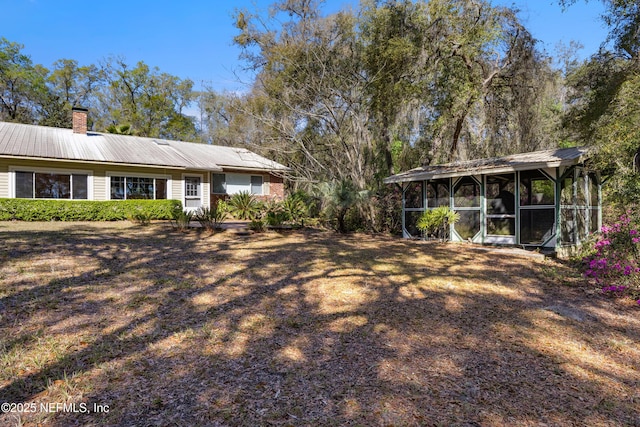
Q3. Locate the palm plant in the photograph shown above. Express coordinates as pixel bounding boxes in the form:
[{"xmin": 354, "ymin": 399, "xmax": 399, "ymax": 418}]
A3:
[
  {"xmin": 417, "ymin": 206, "xmax": 459, "ymax": 240},
  {"xmin": 282, "ymin": 193, "xmax": 308, "ymax": 227},
  {"xmin": 194, "ymin": 201, "xmax": 228, "ymax": 232},
  {"xmin": 228, "ymin": 191, "xmax": 262, "ymax": 220},
  {"xmin": 105, "ymin": 123, "xmax": 133, "ymax": 135},
  {"xmin": 264, "ymin": 200, "xmax": 289, "ymax": 227},
  {"xmin": 317, "ymin": 179, "xmax": 369, "ymax": 233},
  {"xmin": 172, "ymin": 209, "xmax": 194, "ymax": 232}
]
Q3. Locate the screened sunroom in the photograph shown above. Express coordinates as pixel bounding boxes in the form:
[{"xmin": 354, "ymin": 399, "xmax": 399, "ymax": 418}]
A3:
[{"xmin": 384, "ymin": 147, "xmax": 601, "ymax": 257}]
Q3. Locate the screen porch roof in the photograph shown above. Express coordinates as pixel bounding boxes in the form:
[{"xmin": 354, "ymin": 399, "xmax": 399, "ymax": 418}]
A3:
[{"xmin": 384, "ymin": 146, "xmax": 590, "ymax": 184}]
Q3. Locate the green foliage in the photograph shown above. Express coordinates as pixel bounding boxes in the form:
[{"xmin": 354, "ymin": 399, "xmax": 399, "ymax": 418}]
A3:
[
  {"xmin": 561, "ymin": 0, "xmax": 640, "ymax": 59},
  {"xmin": 105, "ymin": 123, "xmax": 133, "ymax": 135},
  {"xmin": 0, "ymin": 37, "xmax": 48, "ymax": 123},
  {"xmin": 231, "ymin": 0, "xmax": 562, "ymax": 232},
  {"xmin": 128, "ymin": 210, "xmax": 151, "ymax": 226},
  {"xmin": 0, "ymin": 40, "xmax": 196, "ymax": 140},
  {"xmin": 588, "ymin": 72, "xmax": 640, "ymax": 211},
  {"xmin": 99, "ymin": 59, "xmax": 197, "ymax": 140},
  {"xmin": 417, "ymin": 207, "xmax": 460, "ymax": 240},
  {"xmin": 228, "ymin": 191, "xmax": 262, "ymax": 220},
  {"xmin": 249, "ymin": 218, "xmax": 267, "ymax": 232},
  {"xmin": 41, "ymin": 59, "xmax": 101, "ymax": 128},
  {"xmin": 291, "ymin": 190, "xmax": 321, "ymax": 217},
  {"xmin": 372, "ymin": 185, "xmax": 403, "ymax": 235},
  {"xmin": 264, "ymin": 200, "xmax": 289, "ymax": 227},
  {"xmin": 265, "ymin": 210, "xmax": 289, "ymax": 227},
  {"xmin": 317, "ymin": 179, "xmax": 369, "ymax": 233},
  {"xmin": 561, "ymin": 1, "xmax": 640, "ymax": 215},
  {"xmin": 172, "ymin": 209, "xmax": 194, "ymax": 232},
  {"xmin": 564, "ymin": 53, "xmax": 630, "ymax": 141},
  {"xmin": 0, "ymin": 199, "xmax": 182, "ymax": 221},
  {"xmin": 261, "ymin": 194, "xmax": 312, "ymax": 228},
  {"xmin": 193, "ymin": 201, "xmax": 228, "ymax": 232},
  {"xmin": 281, "ymin": 193, "xmax": 309, "ymax": 226}
]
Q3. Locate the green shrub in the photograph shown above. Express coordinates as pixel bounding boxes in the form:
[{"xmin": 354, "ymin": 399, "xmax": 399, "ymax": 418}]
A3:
[
  {"xmin": 316, "ymin": 179, "xmax": 369, "ymax": 233},
  {"xmin": 228, "ymin": 191, "xmax": 262, "ymax": 220},
  {"xmin": 0, "ymin": 199, "xmax": 182, "ymax": 221},
  {"xmin": 291, "ymin": 190, "xmax": 321, "ymax": 219},
  {"xmin": 260, "ymin": 194, "xmax": 311, "ymax": 228},
  {"xmin": 282, "ymin": 193, "xmax": 309, "ymax": 226},
  {"xmin": 128, "ymin": 211, "xmax": 152, "ymax": 226},
  {"xmin": 261, "ymin": 199, "xmax": 288, "ymax": 227},
  {"xmin": 417, "ymin": 207, "xmax": 460, "ymax": 240},
  {"xmin": 194, "ymin": 201, "xmax": 228, "ymax": 232},
  {"xmin": 249, "ymin": 218, "xmax": 266, "ymax": 232},
  {"xmin": 172, "ymin": 209, "xmax": 194, "ymax": 232},
  {"xmin": 264, "ymin": 204, "xmax": 287, "ymax": 227},
  {"xmin": 266, "ymin": 210, "xmax": 289, "ymax": 227}
]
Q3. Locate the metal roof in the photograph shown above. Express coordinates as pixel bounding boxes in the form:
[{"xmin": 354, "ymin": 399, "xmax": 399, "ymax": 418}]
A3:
[
  {"xmin": 0, "ymin": 121, "xmax": 288, "ymax": 172},
  {"xmin": 384, "ymin": 146, "xmax": 591, "ymax": 184}
]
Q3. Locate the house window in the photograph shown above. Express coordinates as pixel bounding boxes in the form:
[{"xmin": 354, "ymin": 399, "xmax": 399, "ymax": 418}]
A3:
[
  {"xmin": 212, "ymin": 173, "xmax": 226, "ymax": 194},
  {"xmin": 73, "ymin": 174, "xmax": 88, "ymax": 199},
  {"xmin": 155, "ymin": 178, "xmax": 167, "ymax": 200},
  {"xmin": 15, "ymin": 172, "xmax": 34, "ymax": 198},
  {"xmin": 110, "ymin": 176, "xmax": 167, "ymax": 200},
  {"xmin": 14, "ymin": 171, "xmax": 88, "ymax": 199},
  {"xmin": 211, "ymin": 173, "xmax": 264, "ymax": 196},
  {"xmin": 185, "ymin": 177, "xmax": 200, "ymax": 197},
  {"xmin": 251, "ymin": 175, "xmax": 263, "ymax": 195}
]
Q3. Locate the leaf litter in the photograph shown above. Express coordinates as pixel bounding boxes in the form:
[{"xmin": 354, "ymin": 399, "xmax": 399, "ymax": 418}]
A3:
[{"xmin": 0, "ymin": 221, "xmax": 638, "ymax": 426}]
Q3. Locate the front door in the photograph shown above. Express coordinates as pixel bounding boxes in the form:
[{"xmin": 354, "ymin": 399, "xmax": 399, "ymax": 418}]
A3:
[{"xmin": 184, "ymin": 176, "xmax": 202, "ymax": 212}]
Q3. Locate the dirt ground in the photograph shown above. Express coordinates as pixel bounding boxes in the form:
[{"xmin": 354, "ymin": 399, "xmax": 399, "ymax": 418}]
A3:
[{"xmin": 0, "ymin": 221, "xmax": 638, "ymax": 426}]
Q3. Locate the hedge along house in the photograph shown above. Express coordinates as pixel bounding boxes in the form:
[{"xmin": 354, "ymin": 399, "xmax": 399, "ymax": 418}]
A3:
[
  {"xmin": 0, "ymin": 108, "xmax": 288, "ymax": 211},
  {"xmin": 384, "ymin": 147, "xmax": 602, "ymax": 257}
]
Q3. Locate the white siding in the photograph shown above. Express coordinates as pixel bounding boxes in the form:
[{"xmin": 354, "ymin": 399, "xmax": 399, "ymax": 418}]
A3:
[{"xmin": 0, "ymin": 159, "xmax": 8, "ymax": 198}]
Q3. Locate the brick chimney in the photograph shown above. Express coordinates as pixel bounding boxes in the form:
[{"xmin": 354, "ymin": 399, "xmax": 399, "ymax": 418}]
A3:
[{"xmin": 72, "ymin": 107, "xmax": 88, "ymax": 134}]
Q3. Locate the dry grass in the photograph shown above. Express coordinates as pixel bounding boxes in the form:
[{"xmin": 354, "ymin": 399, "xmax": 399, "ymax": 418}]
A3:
[{"xmin": 0, "ymin": 221, "xmax": 638, "ymax": 426}]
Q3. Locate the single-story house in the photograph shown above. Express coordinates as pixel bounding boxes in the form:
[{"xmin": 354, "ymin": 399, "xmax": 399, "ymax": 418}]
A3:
[
  {"xmin": 384, "ymin": 147, "xmax": 602, "ymax": 257},
  {"xmin": 0, "ymin": 108, "xmax": 289, "ymax": 211}
]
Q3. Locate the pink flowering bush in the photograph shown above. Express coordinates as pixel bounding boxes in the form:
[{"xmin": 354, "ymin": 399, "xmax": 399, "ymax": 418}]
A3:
[{"xmin": 582, "ymin": 212, "xmax": 640, "ymax": 304}]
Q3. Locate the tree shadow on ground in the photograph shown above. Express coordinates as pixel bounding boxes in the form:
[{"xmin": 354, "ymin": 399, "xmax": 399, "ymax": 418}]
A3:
[{"xmin": 0, "ymin": 222, "xmax": 638, "ymax": 426}]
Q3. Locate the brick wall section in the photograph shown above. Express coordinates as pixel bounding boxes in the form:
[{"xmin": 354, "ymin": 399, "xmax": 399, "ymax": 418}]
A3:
[
  {"xmin": 72, "ymin": 108, "xmax": 88, "ymax": 134},
  {"xmin": 268, "ymin": 174, "xmax": 285, "ymax": 201}
]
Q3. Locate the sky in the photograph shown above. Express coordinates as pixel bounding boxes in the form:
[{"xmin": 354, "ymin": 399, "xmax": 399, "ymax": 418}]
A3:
[{"xmin": 2, "ymin": 0, "xmax": 608, "ymax": 93}]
